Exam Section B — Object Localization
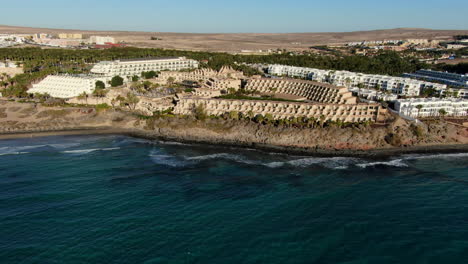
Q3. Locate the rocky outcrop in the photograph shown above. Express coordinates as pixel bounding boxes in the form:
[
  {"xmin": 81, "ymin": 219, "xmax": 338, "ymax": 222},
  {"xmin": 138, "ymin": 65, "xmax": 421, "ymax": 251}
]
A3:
[{"xmin": 1, "ymin": 100, "xmax": 467, "ymax": 156}]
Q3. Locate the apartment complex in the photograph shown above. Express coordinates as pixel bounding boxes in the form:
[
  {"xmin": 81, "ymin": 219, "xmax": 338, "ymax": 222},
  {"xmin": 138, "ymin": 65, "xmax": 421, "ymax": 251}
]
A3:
[
  {"xmin": 245, "ymin": 78, "xmax": 357, "ymax": 104},
  {"xmin": 403, "ymin": 69, "xmax": 468, "ymax": 88},
  {"xmin": 157, "ymin": 66, "xmax": 244, "ymax": 85},
  {"xmin": 29, "ymin": 75, "xmax": 110, "ymax": 98},
  {"xmin": 394, "ymin": 98, "xmax": 468, "ymax": 118},
  {"xmin": 347, "ymin": 40, "xmax": 402, "ymax": 46},
  {"xmin": 91, "ymin": 57, "xmax": 199, "ymax": 78},
  {"xmin": 267, "ymin": 64, "xmax": 447, "ymax": 96},
  {"xmin": 174, "ymin": 98, "xmax": 383, "ymax": 123},
  {"xmin": 348, "ymin": 88, "xmax": 398, "ymax": 102}
]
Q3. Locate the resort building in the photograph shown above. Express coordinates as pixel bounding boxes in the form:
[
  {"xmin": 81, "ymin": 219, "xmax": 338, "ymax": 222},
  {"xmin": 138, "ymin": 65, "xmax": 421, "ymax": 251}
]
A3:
[
  {"xmin": 91, "ymin": 57, "xmax": 199, "ymax": 78},
  {"xmin": 89, "ymin": 36, "xmax": 115, "ymax": 45},
  {"xmin": 245, "ymin": 78, "xmax": 357, "ymax": 104},
  {"xmin": 403, "ymin": 69, "xmax": 468, "ymax": 88},
  {"xmin": 348, "ymin": 88, "xmax": 398, "ymax": 102},
  {"xmin": 28, "ymin": 75, "xmax": 111, "ymax": 98},
  {"xmin": 394, "ymin": 98, "xmax": 468, "ymax": 118},
  {"xmin": 58, "ymin": 33, "xmax": 83, "ymax": 39},
  {"xmin": 157, "ymin": 66, "xmax": 244, "ymax": 84},
  {"xmin": 205, "ymin": 78, "xmax": 242, "ymax": 90},
  {"xmin": 267, "ymin": 64, "xmax": 447, "ymax": 96},
  {"xmin": 174, "ymin": 98, "xmax": 384, "ymax": 123}
]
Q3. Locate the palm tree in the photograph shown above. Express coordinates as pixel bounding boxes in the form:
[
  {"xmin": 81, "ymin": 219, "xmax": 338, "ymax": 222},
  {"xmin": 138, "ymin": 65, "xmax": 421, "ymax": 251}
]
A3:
[
  {"xmin": 415, "ymin": 104, "xmax": 423, "ymax": 117},
  {"xmin": 438, "ymin": 108, "xmax": 447, "ymax": 119},
  {"xmin": 77, "ymin": 92, "xmax": 88, "ymax": 104},
  {"xmin": 345, "ymin": 77, "xmax": 352, "ymax": 88},
  {"xmin": 167, "ymin": 77, "xmax": 175, "ymax": 86},
  {"xmin": 319, "ymin": 115, "xmax": 326, "ymax": 128}
]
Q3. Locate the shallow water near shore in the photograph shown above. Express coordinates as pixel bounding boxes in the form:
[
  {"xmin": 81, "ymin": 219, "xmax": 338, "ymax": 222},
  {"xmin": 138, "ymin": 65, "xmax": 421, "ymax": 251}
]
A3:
[{"xmin": 1, "ymin": 135, "xmax": 468, "ymax": 263}]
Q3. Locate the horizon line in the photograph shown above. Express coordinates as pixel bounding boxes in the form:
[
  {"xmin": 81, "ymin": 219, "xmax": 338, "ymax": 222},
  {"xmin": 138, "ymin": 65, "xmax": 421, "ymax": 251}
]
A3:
[{"xmin": 1, "ymin": 24, "xmax": 468, "ymax": 35}]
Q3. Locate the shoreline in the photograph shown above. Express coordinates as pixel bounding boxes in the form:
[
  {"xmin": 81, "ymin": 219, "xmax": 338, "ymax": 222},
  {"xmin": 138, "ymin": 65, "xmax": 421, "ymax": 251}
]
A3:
[
  {"xmin": 0, "ymin": 128, "xmax": 128, "ymax": 140},
  {"xmin": 1, "ymin": 128, "xmax": 467, "ymax": 159}
]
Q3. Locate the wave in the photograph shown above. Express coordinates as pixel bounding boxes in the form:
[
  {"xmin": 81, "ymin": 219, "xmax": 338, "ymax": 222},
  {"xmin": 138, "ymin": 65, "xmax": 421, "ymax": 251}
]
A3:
[
  {"xmin": 402, "ymin": 152, "xmax": 468, "ymax": 161},
  {"xmin": 0, "ymin": 142, "xmax": 82, "ymax": 155},
  {"xmin": 62, "ymin": 147, "xmax": 120, "ymax": 154},
  {"xmin": 265, "ymin": 157, "xmax": 359, "ymax": 169},
  {"xmin": 149, "ymin": 149, "xmax": 189, "ymax": 167},
  {"xmin": 0, "ymin": 151, "xmax": 30, "ymax": 156},
  {"xmin": 185, "ymin": 153, "xmax": 258, "ymax": 165},
  {"xmin": 355, "ymin": 159, "xmax": 408, "ymax": 169}
]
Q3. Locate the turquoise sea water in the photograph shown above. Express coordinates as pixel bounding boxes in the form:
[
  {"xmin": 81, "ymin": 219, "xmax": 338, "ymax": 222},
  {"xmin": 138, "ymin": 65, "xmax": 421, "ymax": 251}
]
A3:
[{"xmin": 1, "ymin": 135, "xmax": 468, "ymax": 264}]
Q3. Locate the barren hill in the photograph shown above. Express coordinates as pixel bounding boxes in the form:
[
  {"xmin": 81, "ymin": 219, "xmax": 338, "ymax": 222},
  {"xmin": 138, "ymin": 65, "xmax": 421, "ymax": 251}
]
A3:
[{"xmin": 1, "ymin": 25, "xmax": 467, "ymax": 52}]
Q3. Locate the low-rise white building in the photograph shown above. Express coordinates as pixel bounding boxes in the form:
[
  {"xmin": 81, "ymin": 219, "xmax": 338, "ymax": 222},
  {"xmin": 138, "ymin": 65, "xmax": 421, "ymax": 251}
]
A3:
[
  {"xmin": 91, "ymin": 57, "xmax": 199, "ymax": 79},
  {"xmin": 267, "ymin": 64, "xmax": 447, "ymax": 96},
  {"xmin": 28, "ymin": 75, "xmax": 111, "ymax": 98},
  {"xmin": 349, "ymin": 88, "xmax": 398, "ymax": 101},
  {"xmin": 394, "ymin": 98, "xmax": 468, "ymax": 118},
  {"xmin": 89, "ymin": 36, "xmax": 115, "ymax": 45}
]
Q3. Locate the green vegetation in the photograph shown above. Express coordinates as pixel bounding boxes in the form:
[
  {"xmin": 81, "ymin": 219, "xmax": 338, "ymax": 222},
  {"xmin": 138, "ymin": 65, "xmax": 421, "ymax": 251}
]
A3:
[
  {"xmin": 432, "ymin": 63, "xmax": 468, "ymax": 75},
  {"xmin": 0, "ymin": 47, "xmax": 431, "ymax": 99},
  {"xmin": 438, "ymin": 108, "xmax": 447, "ymax": 118},
  {"xmin": 421, "ymin": 87, "xmax": 439, "ymax": 97},
  {"xmin": 110, "ymin": 76, "xmax": 124, "ymax": 87},
  {"xmin": 141, "ymin": 70, "xmax": 157, "ymax": 79},
  {"xmin": 193, "ymin": 104, "xmax": 208, "ymax": 121},
  {"xmin": 95, "ymin": 103, "xmax": 111, "ymax": 111},
  {"xmin": 95, "ymin": 80, "xmax": 105, "ymax": 89},
  {"xmin": 415, "ymin": 104, "xmax": 423, "ymax": 117},
  {"xmin": 410, "ymin": 124, "xmax": 424, "ymax": 139},
  {"xmin": 92, "ymin": 89, "xmax": 108, "ymax": 98}
]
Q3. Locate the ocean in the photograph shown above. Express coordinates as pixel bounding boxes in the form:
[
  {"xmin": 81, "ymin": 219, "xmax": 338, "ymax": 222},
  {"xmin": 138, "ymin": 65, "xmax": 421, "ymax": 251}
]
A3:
[{"xmin": 1, "ymin": 135, "xmax": 467, "ymax": 264}]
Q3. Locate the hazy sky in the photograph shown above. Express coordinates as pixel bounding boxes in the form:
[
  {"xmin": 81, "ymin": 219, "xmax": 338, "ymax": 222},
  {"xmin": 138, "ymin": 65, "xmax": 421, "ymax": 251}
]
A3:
[{"xmin": 1, "ymin": 0, "xmax": 467, "ymax": 33}]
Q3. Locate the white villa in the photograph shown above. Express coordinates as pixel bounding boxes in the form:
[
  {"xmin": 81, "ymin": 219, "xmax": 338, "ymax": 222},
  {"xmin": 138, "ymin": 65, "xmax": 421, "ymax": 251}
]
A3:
[{"xmin": 394, "ymin": 98, "xmax": 468, "ymax": 118}]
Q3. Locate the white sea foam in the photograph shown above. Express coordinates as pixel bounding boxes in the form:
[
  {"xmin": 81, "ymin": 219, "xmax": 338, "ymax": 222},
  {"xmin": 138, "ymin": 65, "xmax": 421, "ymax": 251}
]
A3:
[
  {"xmin": 264, "ymin": 157, "xmax": 358, "ymax": 169},
  {"xmin": 149, "ymin": 150, "xmax": 188, "ymax": 167},
  {"xmin": 62, "ymin": 147, "xmax": 120, "ymax": 154},
  {"xmin": 49, "ymin": 143, "xmax": 81, "ymax": 149},
  {"xmin": 186, "ymin": 153, "xmax": 258, "ymax": 165},
  {"xmin": 0, "ymin": 151, "xmax": 30, "ymax": 156},
  {"xmin": 402, "ymin": 152, "xmax": 468, "ymax": 161},
  {"xmin": 0, "ymin": 145, "xmax": 47, "ymax": 152},
  {"xmin": 355, "ymin": 159, "xmax": 408, "ymax": 168}
]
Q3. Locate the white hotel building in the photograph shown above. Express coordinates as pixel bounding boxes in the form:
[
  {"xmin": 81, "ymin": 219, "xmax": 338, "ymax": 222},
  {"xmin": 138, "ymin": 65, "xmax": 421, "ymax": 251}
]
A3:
[
  {"xmin": 28, "ymin": 57, "xmax": 199, "ymax": 98},
  {"xmin": 91, "ymin": 57, "xmax": 199, "ymax": 79},
  {"xmin": 394, "ymin": 98, "xmax": 468, "ymax": 118},
  {"xmin": 28, "ymin": 75, "xmax": 111, "ymax": 98},
  {"xmin": 267, "ymin": 64, "xmax": 447, "ymax": 97}
]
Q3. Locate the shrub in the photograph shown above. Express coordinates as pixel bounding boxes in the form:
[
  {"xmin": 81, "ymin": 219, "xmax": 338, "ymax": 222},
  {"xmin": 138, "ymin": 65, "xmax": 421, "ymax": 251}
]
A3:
[
  {"xmin": 95, "ymin": 103, "xmax": 111, "ymax": 111},
  {"xmin": 111, "ymin": 76, "xmax": 124, "ymax": 87},
  {"xmin": 95, "ymin": 80, "xmax": 105, "ymax": 89}
]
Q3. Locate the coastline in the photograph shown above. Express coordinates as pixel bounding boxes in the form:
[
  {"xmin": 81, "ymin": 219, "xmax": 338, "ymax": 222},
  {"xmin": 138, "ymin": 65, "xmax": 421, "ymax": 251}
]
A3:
[
  {"xmin": 2, "ymin": 128, "xmax": 467, "ymax": 159},
  {"xmin": 0, "ymin": 128, "xmax": 128, "ymax": 140}
]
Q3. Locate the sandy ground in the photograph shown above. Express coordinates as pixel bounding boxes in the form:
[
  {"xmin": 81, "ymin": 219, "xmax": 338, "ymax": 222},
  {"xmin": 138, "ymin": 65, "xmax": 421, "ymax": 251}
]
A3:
[{"xmin": 2, "ymin": 25, "xmax": 467, "ymax": 52}]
